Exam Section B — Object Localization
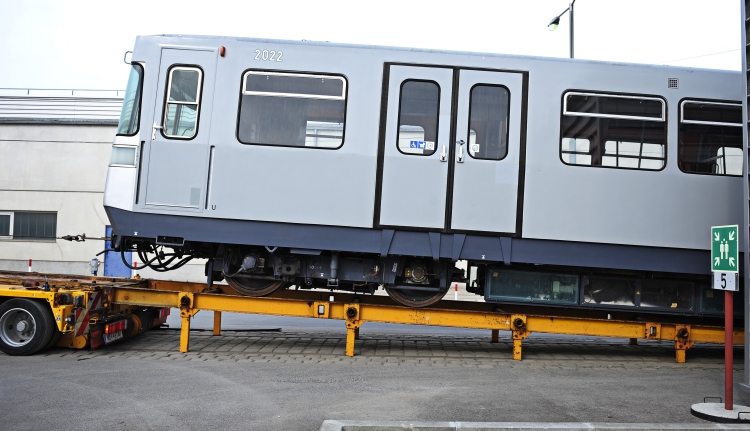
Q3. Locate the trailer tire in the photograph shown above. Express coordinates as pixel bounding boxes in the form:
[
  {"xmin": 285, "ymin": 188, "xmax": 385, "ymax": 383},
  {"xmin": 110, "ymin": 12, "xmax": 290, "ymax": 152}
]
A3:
[
  {"xmin": 42, "ymin": 327, "xmax": 62, "ymax": 352},
  {"xmin": 0, "ymin": 299, "xmax": 56, "ymax": 356}
]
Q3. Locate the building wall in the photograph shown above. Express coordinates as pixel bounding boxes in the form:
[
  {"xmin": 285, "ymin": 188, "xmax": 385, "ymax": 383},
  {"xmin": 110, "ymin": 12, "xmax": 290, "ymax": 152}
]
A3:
[{"xmin": 0, "ymin": 122, "xmax": 205, "ymax": 280}]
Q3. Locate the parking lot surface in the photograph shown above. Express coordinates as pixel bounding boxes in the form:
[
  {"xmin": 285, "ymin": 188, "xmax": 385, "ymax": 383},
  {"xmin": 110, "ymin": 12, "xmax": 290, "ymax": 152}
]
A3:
[{"xmin": 1, "ymin": 316, "xmax": 748, "ymax": 431}]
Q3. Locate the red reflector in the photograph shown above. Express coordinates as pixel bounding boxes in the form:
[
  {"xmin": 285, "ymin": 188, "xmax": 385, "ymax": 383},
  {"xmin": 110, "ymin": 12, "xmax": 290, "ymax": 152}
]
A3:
[
  {"xmin": 104, "ymin": 320, "xmax": 127, "ymax": 335},
  {"xmin": 159, "ymin": 308, "xmax": 170, "ymax": 318}
]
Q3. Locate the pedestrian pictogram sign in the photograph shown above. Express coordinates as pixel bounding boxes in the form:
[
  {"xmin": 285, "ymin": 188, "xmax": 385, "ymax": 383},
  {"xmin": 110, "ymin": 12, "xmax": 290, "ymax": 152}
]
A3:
[{"xmin": 711, "ymin": 225, "xmax": 738, "ymax": 273}]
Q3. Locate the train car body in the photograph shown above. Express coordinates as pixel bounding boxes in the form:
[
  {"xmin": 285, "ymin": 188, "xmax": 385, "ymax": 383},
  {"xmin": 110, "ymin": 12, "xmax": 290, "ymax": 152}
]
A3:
[{"xmin": 104, "ymin": 34, "xmax": 744, "ymax": 314}]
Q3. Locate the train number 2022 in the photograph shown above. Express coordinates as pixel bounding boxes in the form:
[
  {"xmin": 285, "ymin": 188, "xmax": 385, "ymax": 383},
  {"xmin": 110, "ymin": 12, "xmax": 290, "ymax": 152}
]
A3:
[{"xmin": 254, "ymin": 49, "xmax": 283, "ymax": 62}]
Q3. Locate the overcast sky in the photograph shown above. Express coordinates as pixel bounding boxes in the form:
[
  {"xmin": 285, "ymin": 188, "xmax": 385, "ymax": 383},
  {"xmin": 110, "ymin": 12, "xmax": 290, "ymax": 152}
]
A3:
[{"xmin": 0, "ymin": 0, "xmax": 742, "ymax": 91}]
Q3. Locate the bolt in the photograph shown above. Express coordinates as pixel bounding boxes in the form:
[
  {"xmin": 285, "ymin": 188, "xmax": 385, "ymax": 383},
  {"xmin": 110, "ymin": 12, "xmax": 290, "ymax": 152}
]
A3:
[
  {"xmin": 180, "ymin": 295, "xmax": 191, "ymax": 307},
  {"xmin": 513, "ymin": 318, "xmax": 525, "ymax": 330},
  {"xmin": 677, "ymin": 328, "xmax": 689, "ymax": 339},
  {"xmin": 346, "ymin": 307, "xmax": 357, "ymax": 319}
]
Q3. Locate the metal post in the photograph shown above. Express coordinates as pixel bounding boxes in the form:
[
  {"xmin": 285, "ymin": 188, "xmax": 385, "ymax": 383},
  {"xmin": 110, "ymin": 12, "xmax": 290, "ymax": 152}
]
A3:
[
  {"xmin": 569, "ymin": 1, "xmax": 574, "ymax": 59},
  {"xmin": 213, "ymin": 311, "xmax": 221, "ymax": 336},
  {"xmin": 726, "ymin": 290, "xmax": 734, "ymax": 410}
]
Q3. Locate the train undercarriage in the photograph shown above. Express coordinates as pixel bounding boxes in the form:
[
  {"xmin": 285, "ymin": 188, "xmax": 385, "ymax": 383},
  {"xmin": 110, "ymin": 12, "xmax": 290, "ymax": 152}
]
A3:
[
  {"xmin": 118, "ymin": 240, "xmax": 464, "ymax": 308},
  {"xmin": 115, "ymin": 237, "xmax": 738, "ymax": 320}
]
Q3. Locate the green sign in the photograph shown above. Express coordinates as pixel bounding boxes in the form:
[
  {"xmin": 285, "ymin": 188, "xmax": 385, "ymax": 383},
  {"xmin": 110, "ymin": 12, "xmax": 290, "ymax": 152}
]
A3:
[{"xmin": 711, "ymin": 225, "xmax": 739, "ymax": 273}]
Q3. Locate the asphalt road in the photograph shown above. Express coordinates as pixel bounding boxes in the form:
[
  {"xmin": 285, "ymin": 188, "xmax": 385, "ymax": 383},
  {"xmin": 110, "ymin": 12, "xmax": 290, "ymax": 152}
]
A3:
[{"xmin": 1, "ymin": 312, "xmax": 748, "ymax": 431}]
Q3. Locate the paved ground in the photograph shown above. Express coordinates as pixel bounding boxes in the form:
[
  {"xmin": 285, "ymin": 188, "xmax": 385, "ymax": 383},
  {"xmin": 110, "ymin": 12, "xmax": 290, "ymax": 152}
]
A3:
[{"xmin": 1, "ymin": 316, "xmax": 749, "ymax": 431}]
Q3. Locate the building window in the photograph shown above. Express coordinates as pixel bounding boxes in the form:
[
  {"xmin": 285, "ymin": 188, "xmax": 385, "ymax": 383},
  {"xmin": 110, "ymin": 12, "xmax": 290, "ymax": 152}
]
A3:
[
  {"xmin": 560, "ymin": 92, "xmax": 667, "ymax": 170},
  {"xmin": 0, "ymin": 212, "xmax": 57, "ymax": 240},
  {"xmin": 163, "ymin": 66, "xmax": 203, "ymax": 139},
  {"xmin": 467, "ymin": 84, "xmax": 510, "ymax": 160},
  {"xmin": 397, "ymin": 80, "xmax": 440, "ymax": 156},
  {"xmin": 237, "ymin": 71, "xmax": 347, "ymax": 148},
  {"xmin": 0, "ymin": 212, "xmax": 10, "ymax": 237},
  {"xmin": 678, "ymin": 100, "xmax": 742, "ymax": 176}
]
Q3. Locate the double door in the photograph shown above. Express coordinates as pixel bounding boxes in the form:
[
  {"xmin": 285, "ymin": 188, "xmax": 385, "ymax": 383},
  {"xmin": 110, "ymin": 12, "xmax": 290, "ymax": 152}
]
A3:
[{"xmin": 378, "ymin": 65, "xmax": 525, "ymax": 233}]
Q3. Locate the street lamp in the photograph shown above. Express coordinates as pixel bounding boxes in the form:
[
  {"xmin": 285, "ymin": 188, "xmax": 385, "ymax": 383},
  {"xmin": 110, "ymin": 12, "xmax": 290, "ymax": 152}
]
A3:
[{"xmin": 548, "ymin": 0, "xmax": 575, "ymax": 58}]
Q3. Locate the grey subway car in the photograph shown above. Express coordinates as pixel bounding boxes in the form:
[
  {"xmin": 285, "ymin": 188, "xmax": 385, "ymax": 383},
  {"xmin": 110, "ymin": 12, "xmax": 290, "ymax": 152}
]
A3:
[{"xmin": 105, "ymin": 34, "xmax": 744, "ymax": 314}]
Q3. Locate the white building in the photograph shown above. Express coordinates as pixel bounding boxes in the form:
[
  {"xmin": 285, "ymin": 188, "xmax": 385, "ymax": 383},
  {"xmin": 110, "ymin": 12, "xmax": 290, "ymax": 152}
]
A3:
[{"xmin": 0, "ymin": 89, "xmax": 205, "ymax": 280}]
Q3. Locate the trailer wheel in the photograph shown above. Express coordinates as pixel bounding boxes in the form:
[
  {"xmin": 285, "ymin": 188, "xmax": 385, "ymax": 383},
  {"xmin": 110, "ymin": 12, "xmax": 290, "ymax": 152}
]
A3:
[{"xmin": 0, "ymin": 299, "xmax": 56, "ymax": 356}]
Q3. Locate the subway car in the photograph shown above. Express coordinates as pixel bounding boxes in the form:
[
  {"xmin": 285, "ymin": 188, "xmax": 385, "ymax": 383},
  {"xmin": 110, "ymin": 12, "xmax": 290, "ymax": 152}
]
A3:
[{"xmin": 104, "ymin": 34, "xmax": 744, "ymax": 316}]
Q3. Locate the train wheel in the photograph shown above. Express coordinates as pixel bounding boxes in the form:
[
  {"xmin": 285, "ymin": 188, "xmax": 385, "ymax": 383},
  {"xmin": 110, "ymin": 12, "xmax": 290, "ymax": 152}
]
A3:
[
  {"xmin": 0, "ymin": 299, "xmax": 56, "ymax": 356},
  {"xmin": 225, "ymin": 276, "xmax": 289, "ymax": 297},
  {"xmin": 384, "ymin": 285, "xmax": 448, "ymax": 308}
]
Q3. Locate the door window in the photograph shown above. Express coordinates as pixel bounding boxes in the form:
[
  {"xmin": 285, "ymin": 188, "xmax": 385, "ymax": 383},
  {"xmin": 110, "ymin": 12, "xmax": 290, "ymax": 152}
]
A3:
[
  {"xmin": 163, "ymin": 66, "xmax": 203, "ymax": 139},
  {"xmin": 467, "ymin": 84, "xmax": 510, "ymax": 160},
  {"xmin": 397, "ymin": 80, "xmax": 440, "ymax": 156}
]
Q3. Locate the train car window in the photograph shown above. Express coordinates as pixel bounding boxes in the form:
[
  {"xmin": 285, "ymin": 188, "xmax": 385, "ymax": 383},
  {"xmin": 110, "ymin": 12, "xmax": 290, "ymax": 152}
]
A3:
[
  {"xmin": 397, "ymin": 80, "xmax": 439, "ymax": 156},
  {"xmin": 560, "ymin": 92, "xmax": 666, "ymax": 171},
  {"xmin": 162, "ymin": 66, "xmax": 203, "ymax": 139},
  {"xmin": 467, "ymin": 85, "xmax": 510, "ymax": 160},
  {"xmin": 699, "ymin": 285, "xmax": 744, "ymax": 316},
  {"xmin": 238, "ymin": 71, "xmax": 347, "ymax": 148},
  {"xmin": 117, "ymin": 63, "xmax": 143, "ymax": 136},
  {"xmin": 582, "ymin": 277, "xmax": 637, "ymax": 307},
  {"xmin": 486, "ymin": 269, "xmax": 578, "ymax": 305},
  {"xmin": 640, "ymin": 279, "xmax": 693, "ymax": 311},
  {"xmin": 678, "ymin": 100, "xmax": 742, "ymax": 176}
]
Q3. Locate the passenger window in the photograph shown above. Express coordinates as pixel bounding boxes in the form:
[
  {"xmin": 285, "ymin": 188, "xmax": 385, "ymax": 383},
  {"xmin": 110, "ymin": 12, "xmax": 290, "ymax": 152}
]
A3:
[
  {"xmin": 397, "ymin": 80, "xmax": 439, "ymax": 155},
  {"xmin": 560, "ymin": 92, "xmax": 666, "ymax": 170},
  {"xmin": 237, "ymin": 71, "xmax": 346, "ymax": 148},
  {"xmin": 467, "ymin": 85, "xmax": 510, "ymax": 160},
  {"xmin": 678, "ymin": 100, "xmax": 742, "ymax": 176},
  {"xmin": 163, "ymin": 66, "xmax": 203, "ymax": 139}
]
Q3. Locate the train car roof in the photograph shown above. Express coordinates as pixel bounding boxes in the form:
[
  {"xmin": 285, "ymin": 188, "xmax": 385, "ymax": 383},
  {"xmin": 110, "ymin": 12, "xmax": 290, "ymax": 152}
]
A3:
[{"xmin": 148, "ymin": 33, "xmax": 741, "ymax": 76}]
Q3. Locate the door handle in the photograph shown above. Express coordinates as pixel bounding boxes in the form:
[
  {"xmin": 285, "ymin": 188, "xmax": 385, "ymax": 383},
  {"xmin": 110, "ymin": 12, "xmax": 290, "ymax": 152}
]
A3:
[
  {"xmin": 440, "ymin": 144, "xmax": 447, "ymax": 162},
  {"xmin": 152, "ymin": 122, "xmax": 163, "ymax": 140},
  {"xmin": 456, "ymin": 140, "xmax": 465, "ymax": 163}
]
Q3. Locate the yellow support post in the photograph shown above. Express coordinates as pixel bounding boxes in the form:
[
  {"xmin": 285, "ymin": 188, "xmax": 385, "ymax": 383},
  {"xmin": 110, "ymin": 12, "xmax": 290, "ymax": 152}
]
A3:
[
  {"xmin": 491, "ymin": 329, "xmax": 499, "ymax": 343},
  {"xmin": 510, "ymin": 315, "xmax": 529, "ymax": 361},
  {"xmin": 513, "ymin": 339, "xmax": 523, "ymax": 360},
  {"xmin": 344, "ymin": 303, "xmax": 362, "ymax": 357},
  {"xmin": 213, "ymin": 311, "xmax": 222, "ymax": 336},
  {"xmin": 180, "ymin": 314, "xmax": 191, "ymax": 353},
  {"xmin": 346, "ymin": 323, "xmax": 357, "ymax": 357},
  {"xmin": 178, "ymin": 292, "xmax": 195, "ymax": 353},
  {"xmin": 675, "ymin": 348, "xmax": 686, "ymax": 363}
]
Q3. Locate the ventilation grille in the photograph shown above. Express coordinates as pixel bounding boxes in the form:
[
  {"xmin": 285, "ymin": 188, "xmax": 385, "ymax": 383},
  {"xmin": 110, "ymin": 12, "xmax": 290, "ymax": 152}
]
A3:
[{"xmin": 668, "ymin": 78, "xmax": 679, "ymax": 89}]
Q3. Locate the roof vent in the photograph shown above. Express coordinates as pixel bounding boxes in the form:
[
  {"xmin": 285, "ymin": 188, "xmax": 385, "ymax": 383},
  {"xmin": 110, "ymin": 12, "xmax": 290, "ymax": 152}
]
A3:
[{"xmin": 668, "ymin": 78, "xmax": 679, "ymax": 89}]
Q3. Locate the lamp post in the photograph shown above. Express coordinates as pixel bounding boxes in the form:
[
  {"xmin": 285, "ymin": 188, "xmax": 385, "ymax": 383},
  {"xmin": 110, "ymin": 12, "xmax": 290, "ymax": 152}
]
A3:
[{"xmin": 548, "ymin": 0, "xmax": 575, "ymax": 59}]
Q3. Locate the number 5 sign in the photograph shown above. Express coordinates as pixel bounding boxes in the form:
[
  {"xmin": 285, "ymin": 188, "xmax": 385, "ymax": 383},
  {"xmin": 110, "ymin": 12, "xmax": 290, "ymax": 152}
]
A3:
[{"xmin": 713, "ymin": 271, "xmax": 738, "ymax": 291}]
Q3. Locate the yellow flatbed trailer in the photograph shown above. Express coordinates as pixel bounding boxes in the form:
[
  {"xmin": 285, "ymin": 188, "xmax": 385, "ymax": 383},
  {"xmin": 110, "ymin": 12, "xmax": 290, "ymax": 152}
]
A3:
[{"xmin": 0, "ymin": 271, "xmax": 742, "ymax": 362}]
